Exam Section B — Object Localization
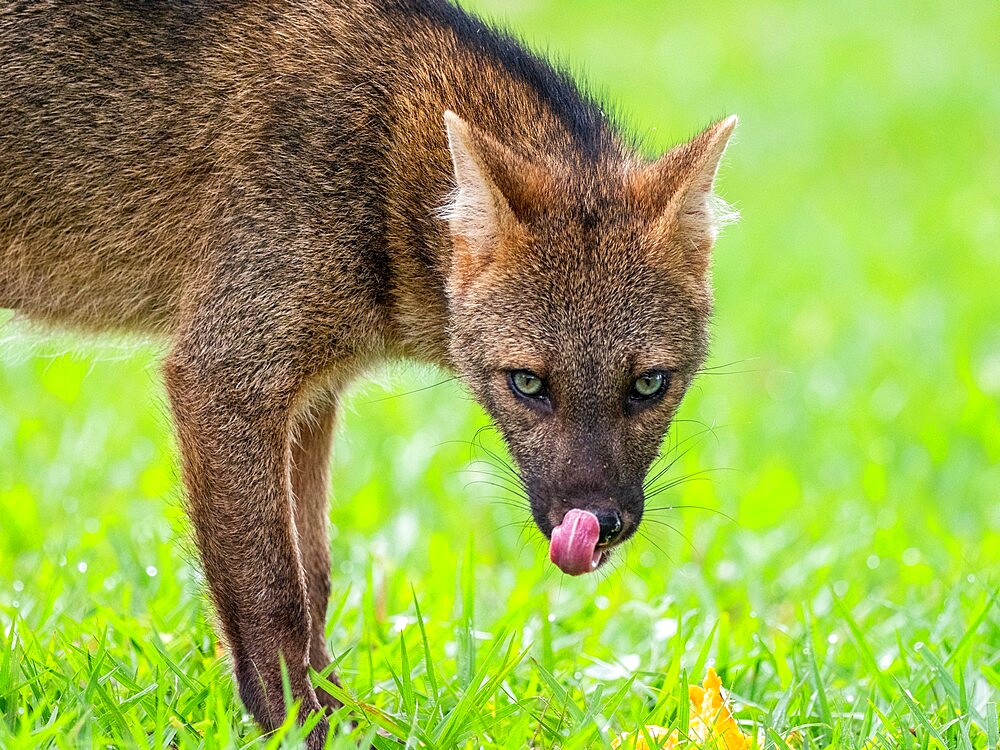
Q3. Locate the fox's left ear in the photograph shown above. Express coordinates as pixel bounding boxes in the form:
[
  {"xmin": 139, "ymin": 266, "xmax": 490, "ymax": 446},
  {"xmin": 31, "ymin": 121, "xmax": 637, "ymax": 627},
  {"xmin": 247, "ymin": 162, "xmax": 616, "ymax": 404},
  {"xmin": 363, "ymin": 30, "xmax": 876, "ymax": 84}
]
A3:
[
  {"xmin": 634, "ymin": 115, "xmax": 738, "ymax": 268},
  {"xmin": 441, "ymin": 110, "xmax": 539, "ymax": 286}
]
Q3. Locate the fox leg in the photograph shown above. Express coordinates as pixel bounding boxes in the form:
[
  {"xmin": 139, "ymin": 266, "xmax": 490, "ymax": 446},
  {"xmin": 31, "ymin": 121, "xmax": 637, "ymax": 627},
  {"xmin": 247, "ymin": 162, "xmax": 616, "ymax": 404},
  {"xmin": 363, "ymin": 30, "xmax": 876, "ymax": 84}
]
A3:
[
  {"xmin": 164, "ymin": 324, "xmax": 328, "ymax": 746},
  {"xmin": 290, "ymin": 398, "xmax": 342, "ymax": 708}
]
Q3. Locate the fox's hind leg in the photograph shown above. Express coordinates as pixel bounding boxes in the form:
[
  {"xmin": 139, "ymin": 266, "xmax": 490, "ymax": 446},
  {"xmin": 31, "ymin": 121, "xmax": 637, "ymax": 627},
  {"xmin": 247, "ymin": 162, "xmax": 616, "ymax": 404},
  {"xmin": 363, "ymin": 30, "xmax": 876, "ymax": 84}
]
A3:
[{"xmin": 290, "ymin": 398, "xmax": 343, "ymax": 709}]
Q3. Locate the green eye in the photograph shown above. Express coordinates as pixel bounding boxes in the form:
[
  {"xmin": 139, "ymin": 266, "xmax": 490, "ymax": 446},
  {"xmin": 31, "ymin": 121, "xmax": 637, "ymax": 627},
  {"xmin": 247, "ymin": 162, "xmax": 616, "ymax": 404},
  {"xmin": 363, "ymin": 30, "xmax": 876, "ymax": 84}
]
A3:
[
  {"xmin": 631, "ymin": 371, "xmax": 668, "ymax": 400},
  {"xmin": 510, "ymin": 370, "xmax": 546, "ymax": 399}
]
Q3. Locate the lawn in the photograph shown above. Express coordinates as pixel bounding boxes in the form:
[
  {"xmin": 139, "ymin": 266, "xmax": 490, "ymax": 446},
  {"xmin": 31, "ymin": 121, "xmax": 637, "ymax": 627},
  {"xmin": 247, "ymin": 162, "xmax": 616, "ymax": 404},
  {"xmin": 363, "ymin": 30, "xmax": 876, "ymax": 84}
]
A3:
[{"xmin": 1, "ymin": 0, "xmax": 999, "ymax": 748}]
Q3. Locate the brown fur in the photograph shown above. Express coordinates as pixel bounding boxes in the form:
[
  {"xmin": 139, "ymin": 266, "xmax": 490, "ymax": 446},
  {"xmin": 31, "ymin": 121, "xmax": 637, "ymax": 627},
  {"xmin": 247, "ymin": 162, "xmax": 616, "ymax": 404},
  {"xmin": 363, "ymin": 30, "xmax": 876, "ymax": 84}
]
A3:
[{"xmin": 0, "ymin": 0, "xmax": 736, "ymax": 744}]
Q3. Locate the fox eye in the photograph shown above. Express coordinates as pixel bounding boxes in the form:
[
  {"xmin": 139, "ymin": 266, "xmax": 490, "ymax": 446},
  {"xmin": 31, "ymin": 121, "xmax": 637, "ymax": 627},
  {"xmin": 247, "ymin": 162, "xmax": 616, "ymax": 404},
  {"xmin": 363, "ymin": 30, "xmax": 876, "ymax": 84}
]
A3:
[
  {"xmin": 509, "ymin": 370, "xmax": 546, "ymax": 399},
  {"xmin": 630, "ymin": 371, "xmax": 669, "ymax": 401}
]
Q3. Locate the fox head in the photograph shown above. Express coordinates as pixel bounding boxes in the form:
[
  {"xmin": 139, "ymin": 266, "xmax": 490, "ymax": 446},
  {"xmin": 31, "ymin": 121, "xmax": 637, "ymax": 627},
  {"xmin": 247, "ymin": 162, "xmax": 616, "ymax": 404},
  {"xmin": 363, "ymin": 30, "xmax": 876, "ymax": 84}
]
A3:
[{"xmin": 442, "ymin": 111, "xmax": 737, "ymax": 575}]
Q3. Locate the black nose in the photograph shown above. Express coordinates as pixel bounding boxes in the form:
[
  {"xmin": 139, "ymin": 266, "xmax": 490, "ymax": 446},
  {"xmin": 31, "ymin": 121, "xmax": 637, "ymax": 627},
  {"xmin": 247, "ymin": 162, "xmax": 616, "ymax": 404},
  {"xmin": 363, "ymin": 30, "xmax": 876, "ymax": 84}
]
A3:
[{"xmin": 596, "ymin": 510, "xmax": 623, "ymax": 545}]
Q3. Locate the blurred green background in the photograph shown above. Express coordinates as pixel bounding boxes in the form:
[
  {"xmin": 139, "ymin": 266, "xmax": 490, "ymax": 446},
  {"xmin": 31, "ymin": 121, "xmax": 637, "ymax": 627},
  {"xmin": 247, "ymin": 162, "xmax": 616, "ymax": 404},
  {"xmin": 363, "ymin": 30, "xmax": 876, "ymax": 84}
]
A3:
[{"xmin": 1, "ymin": 0, "xmax": 998, "ymax": 746}]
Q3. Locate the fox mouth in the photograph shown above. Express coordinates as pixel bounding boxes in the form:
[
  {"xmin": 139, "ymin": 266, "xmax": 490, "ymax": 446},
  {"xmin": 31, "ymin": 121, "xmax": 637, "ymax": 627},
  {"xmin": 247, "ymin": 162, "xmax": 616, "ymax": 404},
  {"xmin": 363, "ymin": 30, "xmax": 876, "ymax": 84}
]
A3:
[{"xmin": 549, "ymin": 509, "xmax": 613, "ymax": 575}]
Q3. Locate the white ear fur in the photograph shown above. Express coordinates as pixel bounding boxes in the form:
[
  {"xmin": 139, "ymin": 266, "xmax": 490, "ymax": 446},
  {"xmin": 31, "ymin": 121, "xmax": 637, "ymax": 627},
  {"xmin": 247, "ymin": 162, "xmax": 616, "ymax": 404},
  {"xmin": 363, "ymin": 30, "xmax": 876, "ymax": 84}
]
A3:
[
  {"xmin": 440, "ymin": 110, "xmax": 509, "ymax": 252},
  {"xmin": 669, "ymin": 115, "xmax": 740, "ymax": 244}
]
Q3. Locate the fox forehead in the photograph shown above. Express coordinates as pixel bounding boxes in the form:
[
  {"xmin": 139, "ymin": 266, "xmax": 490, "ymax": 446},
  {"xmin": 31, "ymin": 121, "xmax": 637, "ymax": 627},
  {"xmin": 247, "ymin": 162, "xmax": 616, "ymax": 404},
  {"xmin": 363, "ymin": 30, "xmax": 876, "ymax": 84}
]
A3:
[{"xmin": 465, "ymin": 256, "xmax": 711, "ymax": 376}]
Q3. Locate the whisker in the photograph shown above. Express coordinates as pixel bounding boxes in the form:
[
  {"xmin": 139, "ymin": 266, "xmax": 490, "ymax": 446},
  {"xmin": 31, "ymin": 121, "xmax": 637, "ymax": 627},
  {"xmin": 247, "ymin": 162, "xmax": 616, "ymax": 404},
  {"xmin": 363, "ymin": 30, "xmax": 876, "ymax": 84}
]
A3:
[
  {"xmin": 361, "ymin": 376, "xmax": 460, "ymax": 404},
  {"xmin": 644, "ymin": 475, "xmax": 713, "ymax": 499},
  {"xmin": 483, "ymin": 495, "xmax": 529, "ymax": 508},
  {"xmin": 463, "ymin": 479, "xmax": 530, "ymax": 498},
  {"xmin": 641, "ymin": 523, "xmax": 695, "ymax": 556},
  {"xmin": 641, "ymin": 519, "xmax": 703, "ymax": 544},
  {"xmin": 518, "ymin": 525, "xmax": 546, "ymax": 564},
  {"xmin": 465, "ymin": 460, "xmax": 526, "ymax": 489},
  {"xmin": 516, "ymin": 521, "xmax": 538, "ymax": 550},
  {"xmin": 493, "ymin": 519, "xmax": 534, "ymax": 534},
  {"xmin": 638, "ymin": 529, "xmax": 677, "ymax": 565},
  {"xmin": 645, "ymin": 467, "xmax": 736, "ymax": 499},
  {"xmin": 617, "ymin": 545, "xmax": 646, "ymax": 580},
  {"xmin": 643, "ymin": 440, "xmax": 704, "ymax": 489},
  {"xmin": 484, "ymin": 497, "xmax": 531, "ymax": 511},
  {"xmin": 695, "ymin": 368, "xmax": 766, "ymax": 377},
  {"xmin": 462, "ymin": 469, "xmax": 527, "ymax": 495},
  {"xmin": 436, "ymin": 430, "xmax": 503, "ymax": 466},
  {"xmin": 694, "ymin": 357, "xmax": 760, "ymax": 375},
  {"xmin": 483, "ymin": 497, "xmax": 531, "ymax": 513},
  {"xmin": 471, "ymin": 425, "xmax": 501, "ymax": 459},
  {"xmin": 672, "ymin": 418, "xmax": 721, "ymax": 428},
  {"xmin": 643, "ymin": 422, "xmax": 722, "ymax": 483},
  {"xmin": 646, "ymin": 426, "xmax": 694, "ymax": 472},
  {"xmin": 441, "ymin": 432, "xmax": 524, "ymax": 485},
  {"xmin": 644, "ymin": 505, "xmax": 739, "ymax": 525},
  {"xmin": 465, "ymin": 480, "xmax": 528, "ymax": 502},
  {"xmin": 596, "ymin": 551, "xmax": 620, "ymax": 584},
  {"xmin": 472, "ymin": 441, "xmax": 522, "ymax": 482}
]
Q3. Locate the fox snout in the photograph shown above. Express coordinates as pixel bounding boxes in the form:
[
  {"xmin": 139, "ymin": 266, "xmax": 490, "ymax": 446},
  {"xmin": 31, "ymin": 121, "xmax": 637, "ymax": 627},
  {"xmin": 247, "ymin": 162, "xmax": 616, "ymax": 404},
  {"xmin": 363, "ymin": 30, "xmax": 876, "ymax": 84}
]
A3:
[
  {"xmin": 537, "ymin": 492, "xmax": 640, "ymax": 542},
  {"xmin": 532, "ymin": 486, "xmax": 644, "ymax": 575},
  {"xmin": 595, "ymin": 509, "xmax": 623, "ymax": 546}
]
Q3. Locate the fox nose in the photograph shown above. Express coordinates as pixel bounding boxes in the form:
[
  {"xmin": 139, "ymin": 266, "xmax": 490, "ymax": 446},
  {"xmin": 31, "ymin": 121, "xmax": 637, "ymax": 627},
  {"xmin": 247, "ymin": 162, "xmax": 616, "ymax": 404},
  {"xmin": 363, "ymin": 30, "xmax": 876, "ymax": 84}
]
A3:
[{"xmin": 596, "ymin": 510, "xmax": 623, "ymax": 545}]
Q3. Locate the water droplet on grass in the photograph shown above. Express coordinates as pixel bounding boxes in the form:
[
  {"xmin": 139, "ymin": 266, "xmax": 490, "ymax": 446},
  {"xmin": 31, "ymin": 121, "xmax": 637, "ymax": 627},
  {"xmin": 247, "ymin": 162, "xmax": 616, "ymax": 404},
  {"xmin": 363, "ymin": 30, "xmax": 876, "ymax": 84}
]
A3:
[{"xmin": 654, "ymin": 618, "xmax": 678, "ymax": 640}]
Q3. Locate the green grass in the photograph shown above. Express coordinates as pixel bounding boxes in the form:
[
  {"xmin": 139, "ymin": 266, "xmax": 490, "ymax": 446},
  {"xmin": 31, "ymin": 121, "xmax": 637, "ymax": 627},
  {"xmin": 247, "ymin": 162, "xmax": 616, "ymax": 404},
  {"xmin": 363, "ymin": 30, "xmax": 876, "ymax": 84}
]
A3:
[{"xmin": 2, "ymin": 0, "xmax": 999, "ymax": 747}]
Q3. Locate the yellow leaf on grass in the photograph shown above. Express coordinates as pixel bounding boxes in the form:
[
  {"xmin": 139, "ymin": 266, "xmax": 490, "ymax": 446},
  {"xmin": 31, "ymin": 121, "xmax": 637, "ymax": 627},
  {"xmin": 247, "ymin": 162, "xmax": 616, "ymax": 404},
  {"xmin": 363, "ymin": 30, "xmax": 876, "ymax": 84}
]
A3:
[
  {"xmin": 612, "ymin": 668, "xmax": 754, "ymax": 749},
  {"xmin": 687, "ymin": 668, "xmax": 752, "ymax": 748}
]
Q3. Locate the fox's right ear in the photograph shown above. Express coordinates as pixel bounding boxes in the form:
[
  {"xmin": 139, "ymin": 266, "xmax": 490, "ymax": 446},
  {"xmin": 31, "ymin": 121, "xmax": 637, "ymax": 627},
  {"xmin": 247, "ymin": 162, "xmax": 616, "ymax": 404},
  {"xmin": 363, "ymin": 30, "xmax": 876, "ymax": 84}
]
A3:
[
  {"xmin": 441, "ymin": 111, "xmax": 536, "ymax": 276},
  {"xmin": 634, "ymin": 115, "xmax": 739, "ymax": 271}
]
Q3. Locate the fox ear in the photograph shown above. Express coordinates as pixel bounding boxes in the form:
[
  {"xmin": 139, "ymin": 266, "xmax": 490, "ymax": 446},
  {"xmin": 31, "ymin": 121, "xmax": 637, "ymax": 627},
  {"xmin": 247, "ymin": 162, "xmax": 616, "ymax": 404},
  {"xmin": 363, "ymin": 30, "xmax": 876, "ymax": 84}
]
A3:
[
  {"xmin": 441, "ymin": 111, "xmax": 533, "ymax": 265},
  {"xmin": 636, "ymin": 115, "xmax": 738, "ymax": 265}
]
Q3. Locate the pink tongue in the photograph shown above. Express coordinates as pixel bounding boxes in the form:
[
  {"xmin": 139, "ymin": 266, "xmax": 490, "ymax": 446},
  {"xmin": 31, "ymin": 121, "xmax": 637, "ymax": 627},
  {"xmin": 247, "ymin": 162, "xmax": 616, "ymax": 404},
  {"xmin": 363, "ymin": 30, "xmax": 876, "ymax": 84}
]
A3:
[{"xmin": 549, "ymin": 509, "xmax": 602, "ymax": 576}]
